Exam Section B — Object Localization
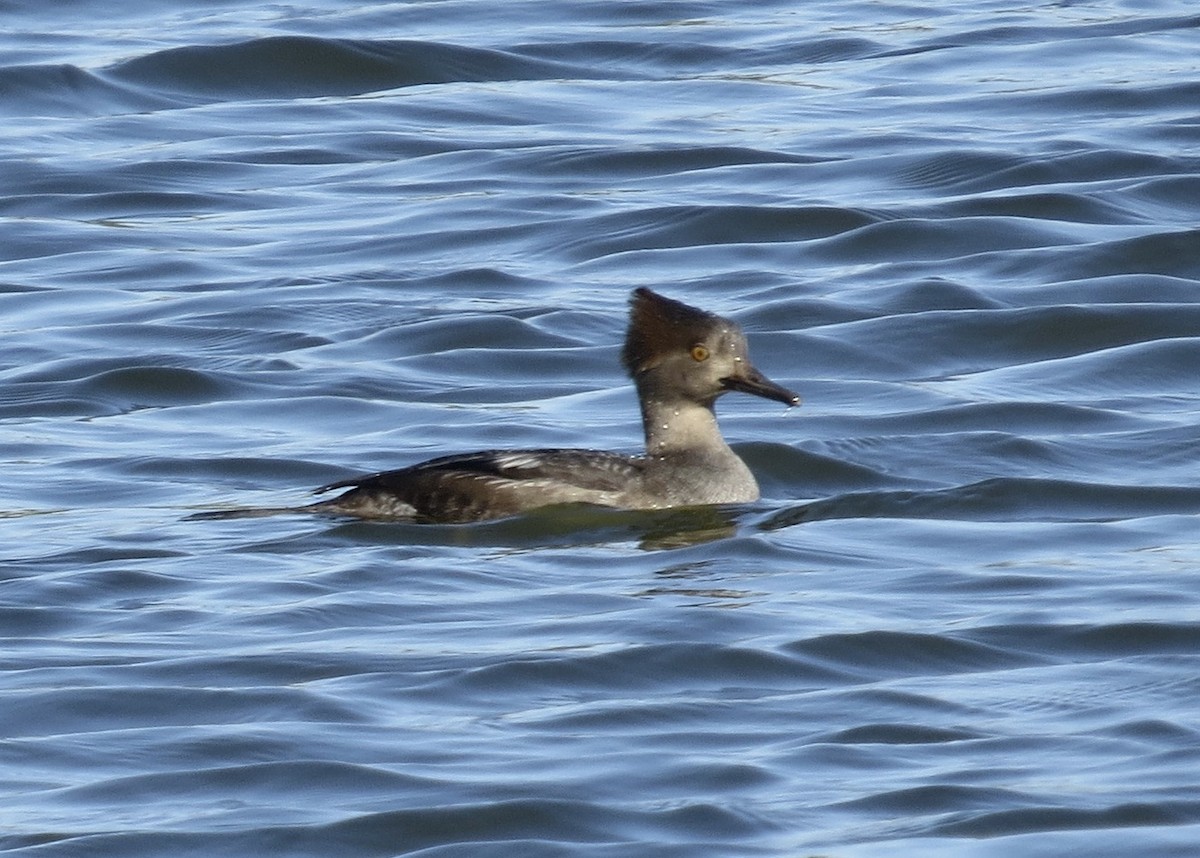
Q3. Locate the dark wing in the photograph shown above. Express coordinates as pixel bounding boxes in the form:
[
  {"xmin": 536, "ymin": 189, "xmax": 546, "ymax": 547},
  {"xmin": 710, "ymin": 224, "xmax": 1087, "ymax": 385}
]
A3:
[
  {"xmin": 316, "ymin": 449, "xmax": 643, "ymax": 494},
  {"xmin": 313, "ymin": 449, "xmax": 645, "ymax": 522}
]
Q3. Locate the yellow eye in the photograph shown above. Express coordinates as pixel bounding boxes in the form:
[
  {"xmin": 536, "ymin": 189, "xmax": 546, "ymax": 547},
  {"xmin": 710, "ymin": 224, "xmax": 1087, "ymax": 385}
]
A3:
[{"xmin": 690, "ymin": 344, "xmax": 709, "ymax": 362}]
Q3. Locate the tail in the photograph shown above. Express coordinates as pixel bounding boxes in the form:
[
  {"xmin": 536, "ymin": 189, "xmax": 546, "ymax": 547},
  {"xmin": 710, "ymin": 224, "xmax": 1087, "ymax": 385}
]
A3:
[{"xmin": 184, "ymin": 505, "xmax": 314, "ymax": 521}]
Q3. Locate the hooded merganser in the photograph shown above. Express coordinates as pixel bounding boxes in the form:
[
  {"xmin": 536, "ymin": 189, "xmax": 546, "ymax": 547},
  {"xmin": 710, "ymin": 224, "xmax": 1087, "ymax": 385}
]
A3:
[{"xmin": 306, "ymin": 287, "xmax": 799, "ymax": 523}]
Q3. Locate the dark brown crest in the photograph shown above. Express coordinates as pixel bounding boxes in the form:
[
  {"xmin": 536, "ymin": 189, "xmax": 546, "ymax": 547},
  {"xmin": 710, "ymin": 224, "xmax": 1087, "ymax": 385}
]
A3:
[{"xmin": 620, "ymin": 287, "xmax": 727, "ymax": 375}]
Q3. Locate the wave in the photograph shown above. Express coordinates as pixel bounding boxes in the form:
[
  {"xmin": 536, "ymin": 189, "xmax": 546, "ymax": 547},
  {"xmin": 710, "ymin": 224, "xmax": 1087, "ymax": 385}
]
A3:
[
  {"xmin": 0, "ymin": 62, "xmax": 180, "ymax": 116},
  {"xmin": 0, "ymin": 35, "xmax": 625, "ymax": 117},
  {"xmin": 106, "ymin": 35, "xmax": 616, "ymax": 102},
  {"xmin": 762, "ymin": 477, "xmax": 1200, "ymax": 526}
]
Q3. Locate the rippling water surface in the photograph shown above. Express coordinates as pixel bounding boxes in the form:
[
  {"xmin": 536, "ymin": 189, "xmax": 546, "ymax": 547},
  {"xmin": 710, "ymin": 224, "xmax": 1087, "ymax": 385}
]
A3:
[{"xmin": 3, "ymin": 1, "xmax": 1200, "ymax": 855}]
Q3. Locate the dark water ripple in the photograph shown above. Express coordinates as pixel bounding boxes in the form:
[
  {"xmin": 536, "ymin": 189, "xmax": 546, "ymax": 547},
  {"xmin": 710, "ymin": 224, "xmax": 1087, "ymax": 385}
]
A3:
[{"xmin": 4, "ymin": 1, "xmax": 1200, "ymax": 856}]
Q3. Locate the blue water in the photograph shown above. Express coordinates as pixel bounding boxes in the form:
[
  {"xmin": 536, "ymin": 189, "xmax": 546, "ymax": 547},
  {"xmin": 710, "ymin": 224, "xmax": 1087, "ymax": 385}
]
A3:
[{"xmin": 3, "ymin": 1, "xmax": 1200, "ymax": 855}]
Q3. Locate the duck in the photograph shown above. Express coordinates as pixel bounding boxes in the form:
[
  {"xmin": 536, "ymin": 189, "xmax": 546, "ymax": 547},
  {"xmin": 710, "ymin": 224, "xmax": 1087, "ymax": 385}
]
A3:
[{"xmin": 303, "ymin": 287, "xmax": 799, "ymax": 522}]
